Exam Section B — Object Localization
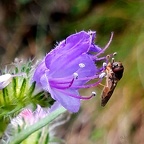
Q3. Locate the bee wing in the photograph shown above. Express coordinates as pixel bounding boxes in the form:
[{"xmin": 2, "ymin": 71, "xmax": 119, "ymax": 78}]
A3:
[
  {"xmin": 101, "ymin": 72, "xmax": 117, "ymax": 107},
  {"xmin": 101, "ymin": 83, "xmax": 117, "ymax": 106},
  {"xmin": 101, "ymin": 61, "xmax": 124, "ymax": 107}
]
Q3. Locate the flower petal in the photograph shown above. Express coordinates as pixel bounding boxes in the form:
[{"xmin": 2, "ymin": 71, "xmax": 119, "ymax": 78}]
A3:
[
  {"xmin": 46, "ymin": 44, "xmax": 93, "ymax": 78},
  {"xmin": 32, "ymin": 30, "xmax": 111, "ymax": 113},
  {"xmin": 48, "ymin": 54, "xmax": 97, "ymax": 86},
  {"xmin": 50, "ymin": 88, "xmax": 80, "ymax": 113},
  {"xmin": 45, "ymin": 31, "xmax": 91, "ymax": 69},
  {"xmin": 40, "ymin": 74, "xmax": 80, "ymax": 112},
  {"xmin": 32, "ymin": 60, "xmax": 47, "ymax": 84},
  {"xmin": 89, "ymin": 44, "xmax": 102, "ymax": 52},
  {"xmin": 49, "ymin": 101, "xmax": 63, "ymax": 113}
]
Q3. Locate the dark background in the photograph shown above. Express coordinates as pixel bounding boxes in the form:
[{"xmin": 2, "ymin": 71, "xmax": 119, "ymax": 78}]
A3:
[{"xmin": 0, "ymin": 0, "xmax": 144, "ymax": 144}]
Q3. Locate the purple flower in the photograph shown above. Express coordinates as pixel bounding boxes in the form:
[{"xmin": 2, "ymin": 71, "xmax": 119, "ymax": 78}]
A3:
[{"xmin": 32, "ymin": 31, "xmax": 113, "ymax": 112}]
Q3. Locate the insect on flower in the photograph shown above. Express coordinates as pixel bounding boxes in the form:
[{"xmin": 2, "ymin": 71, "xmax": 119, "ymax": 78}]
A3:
[
  {"xmin": 32, "ymin": 31, "xmax": 116, "ymax": 112},
  {"xmin": 101, "ymin": 58, "xmax": 124, "ymax": 106}
]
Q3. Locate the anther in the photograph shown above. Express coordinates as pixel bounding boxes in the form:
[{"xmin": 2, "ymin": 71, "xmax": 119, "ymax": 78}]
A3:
[
  {"xmin": 106, "ymin": 55, "xmax": 110, "ymax": 60},
  {"xmin": 111, "ymin": 58, "xmax": 115, "ymax": 63},
  {"xmin": 99, "ymin": 72, "xmax": 106, "ymax": 79},
  {"xmin": 95, "ymin": 32, "xmax": 114, "ymax": 57},
  {"xmin": 91, "ymin": 91, "xmax": 96, "ymax": 97},
  {"xmin": 73, "ymin": 73, "xmax": 78, "ymax": 79},
  {"xmin": 113, "ymin": 52, "xmax": 117, "ymax": 56},
  {"xmin": 103, "ymin": 62, "xmax": 107, "ymax": 68}
]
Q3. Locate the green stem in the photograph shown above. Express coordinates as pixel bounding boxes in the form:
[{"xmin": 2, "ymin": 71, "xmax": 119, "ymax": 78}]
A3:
[{"xmin": 9, "ymin": 107, "xmax": 66, "ymax": 144}]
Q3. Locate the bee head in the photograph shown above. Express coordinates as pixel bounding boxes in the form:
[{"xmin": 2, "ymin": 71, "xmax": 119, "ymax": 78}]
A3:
[{"xmin": 112, "ymin": 62, "xmax": 124, "ymax": 80}]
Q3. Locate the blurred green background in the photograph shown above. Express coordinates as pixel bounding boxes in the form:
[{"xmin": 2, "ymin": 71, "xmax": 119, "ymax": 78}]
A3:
[{"xmin": 0, "ymin": 0, "xmax": 144, "ymax": 144}]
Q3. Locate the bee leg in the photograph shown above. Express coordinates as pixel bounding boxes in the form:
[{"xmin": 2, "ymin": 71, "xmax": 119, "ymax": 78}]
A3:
[{"xmin": 99, "ymin": 83, "xmax": 106, "ymax": 87}]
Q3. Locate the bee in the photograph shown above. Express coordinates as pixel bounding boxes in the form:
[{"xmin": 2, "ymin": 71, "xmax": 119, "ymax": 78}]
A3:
[{"xmin": 101, "ymin": 60, "xmax": 124, "ymax": 106}]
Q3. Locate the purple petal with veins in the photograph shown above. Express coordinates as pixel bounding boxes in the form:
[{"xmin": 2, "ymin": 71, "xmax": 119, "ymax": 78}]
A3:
[{"xmin": 32, "ymin": 30, "xmax": 113, "ymax": 112}]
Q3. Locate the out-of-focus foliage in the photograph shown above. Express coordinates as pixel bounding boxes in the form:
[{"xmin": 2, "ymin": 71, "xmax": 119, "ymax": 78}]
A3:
[{"xmin": 0, "ymin": 0, "xmax": 144, "ymax": 144}]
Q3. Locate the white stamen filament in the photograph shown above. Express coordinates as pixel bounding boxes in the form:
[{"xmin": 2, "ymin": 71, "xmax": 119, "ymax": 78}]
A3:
[{"xmin": 58, "ymin": 89, "xmax": 94, "ymax": 100}]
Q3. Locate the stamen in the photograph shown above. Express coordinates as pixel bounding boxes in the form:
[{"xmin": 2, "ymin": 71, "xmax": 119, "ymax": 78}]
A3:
[
  {"xmin": 73, "ymin": 74, "xmax": 99, "ymax": 81},
  {"xmin": 71, "ymin": 79, "xmax": 102, "ymax": 89},
  {"xmin": 111, "ymin": 58, "xmax": 115, "ymax": 63},
  {"xmin": 50, "ymin": 73, "xmax": 101, "ymax": 90},
  {"xmin": 57, "ymin": 89, "xmax": 94, "ymax": 100},
  {"xmin": 103, "ymin": 62, "xmax": 107, "ymax": 68},
  {"xmin": 50, "ymin": 73, "xmax": 80, "ymax": 89},
  {"xmin": 106, "ymin": 55, "xmax": 110, "ymax": 60},
  {"xmin": 49, "ymin": 75, "xmax": 76, "ymax": 84},
  {"xmin": 113, "ymin": 52, "xmax": 117, "ymax": 56},
  {"xmin": 95, "ymin": 52, "xmax": 117, "ymax": 62},
  {"xmin": 92, "ymin": 91, "xmax": 96, "ymax": 96},
  {"xmin": 50, "ymin": 73, "xmax": 79, "ymax": 87},
  {"xmin": 95, "ymin": 32, "xmax": 114, "ymax": 57},
  {"xmin": 68, "ymin": 77, "xmax": 75, "ymax": 87},
  {"xmin": 106, "ymin": 52, "xmax": 117, "ymax": 60},
  {"xmin": 50, "ymin": 77, "xmax": 75, "ymax": 89},
  {"xmin": 73, "ymin": 73, "xmax": 78, "ymax": 79},
  {"xmin": 95, "ymin": 56, "xmax": 106, "ymax": 61},
  {"xmin": 99, "ymin": 72, "xmax": 106, "ymax": 79}
]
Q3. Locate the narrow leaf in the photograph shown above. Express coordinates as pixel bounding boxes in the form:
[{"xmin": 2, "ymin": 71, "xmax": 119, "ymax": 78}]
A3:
[{"xmin": 9, "ymin": 107, "xmax": 66, "ymax": 144}]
